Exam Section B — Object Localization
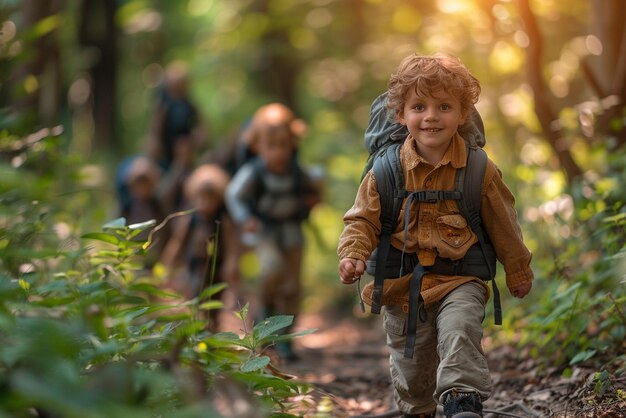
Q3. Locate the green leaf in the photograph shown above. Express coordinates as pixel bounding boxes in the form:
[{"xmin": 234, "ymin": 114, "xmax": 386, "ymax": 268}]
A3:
[
  {"xmin": 128, "ymin": 282, "xmax": 179, "ymax": 299},
  {"xmin": 174, "ymin": 320, "xmax": 206, "ymax": 338},
  {"xmin": 81, "ymin": 232, "xmax": 120, "ymax": 245},
  {"xmin": 253, "ymin": 315, "xmax": 294, "ymax": 341},
  {"xmin": 262, "ymin": 328, "xmax": 317, "ymax": 345},
  {"xmin": 199, "ymin": 300, "xmax": 224, "ymax": 311},
  {"xmin": 199, "ymin": 283, "xmax": 228, "ymax": 301},
  {"xmin": 128, "ymin": 219, "xmax": 156, "ymax": 230},
  {"xmin": 240, "ymin": 356, "xmax": 270, "ymax": 373},
  {"xmin": 103, "ymin": 217, "xmax": 127, "ymax": 229},
  {"xmin": 211, "ymin": 332, "xmax": 241, "ymax": 342},
  {"xmin": 235, "ymin": 302, "xmax": 249, "ymax": 322},
  {"xmin": 570, "ymin": 349, "xmax": 597, "ymax": 365}
]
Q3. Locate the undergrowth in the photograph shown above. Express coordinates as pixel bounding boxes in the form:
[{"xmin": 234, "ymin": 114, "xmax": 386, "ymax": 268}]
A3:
[{"xmin": 0, "ymin": 129, "xmax": 313, "ymax": 417}]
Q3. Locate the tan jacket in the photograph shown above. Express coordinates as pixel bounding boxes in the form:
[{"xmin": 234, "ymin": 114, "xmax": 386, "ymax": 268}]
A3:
[{"xmin": 337, "ymin": 133, "xmax": 533, "ymax": 309}]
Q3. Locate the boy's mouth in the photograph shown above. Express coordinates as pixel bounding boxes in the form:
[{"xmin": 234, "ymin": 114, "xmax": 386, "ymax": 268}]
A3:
[{"xmin": 421, "ymin": 128, "xmax": 442, "ymax": 133}]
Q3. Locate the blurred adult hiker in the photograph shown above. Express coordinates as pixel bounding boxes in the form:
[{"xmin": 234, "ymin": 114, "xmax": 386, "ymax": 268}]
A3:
[
  {"xmin": 225, "ymin": 103, "xmax": 320, "ymax": 361},
  {"xmin": 145, "ymin": 62, "xmax": 205, "ymax": 171},
  {"xmin": 157, "ymin": 134, "xmax": 196, "ymax": 215},
  {"xmin": 161, "ymin": 164, "xmax": 238, "ymax": 331},
  {"xmin": 116, "ymin": 155, "xmax": 166, "ymax": 267},
  {"xmin": 337, "ymin": 54, "xmax": 533, "ymax": 418}
]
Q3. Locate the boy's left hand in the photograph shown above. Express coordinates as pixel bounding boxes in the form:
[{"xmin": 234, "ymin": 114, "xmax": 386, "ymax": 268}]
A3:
[{"xmin": 510, "ymin": 281, "xmax": 532, "ymax": 298}]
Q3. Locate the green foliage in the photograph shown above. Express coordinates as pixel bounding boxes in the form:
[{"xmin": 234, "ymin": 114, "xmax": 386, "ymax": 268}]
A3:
[
  {"xmin": 517, "ymin": 148, "xmax": 626, "ymax": 371},
  {"xmin": 0, "ymin": 135, "xmax": 311, "ymax": 417}
]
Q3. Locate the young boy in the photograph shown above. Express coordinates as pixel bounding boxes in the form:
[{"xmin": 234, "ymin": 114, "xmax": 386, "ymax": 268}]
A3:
[
  {"xmin": 161, "ymin": 164, "xmax": 237, "ymax": 329},
  {"xmin": 337, "ymin": 54, "xmax": 533, "ymax": 417},
  {"xmin": 117, "ymin": 155, "xmax": 166, "ymax": 267},
  {"xmin": 226, "ymin": 103, "xmax": 319, "ymax": 360}
]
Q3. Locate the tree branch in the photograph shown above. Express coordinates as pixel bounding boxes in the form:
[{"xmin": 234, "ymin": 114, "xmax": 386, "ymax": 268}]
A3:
[{"xmin": 517, "ymin": 0, "xmax": 583, "ymax": 183}]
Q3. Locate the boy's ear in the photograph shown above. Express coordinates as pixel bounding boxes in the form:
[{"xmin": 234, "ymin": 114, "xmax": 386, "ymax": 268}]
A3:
[{"xmin": 397, "ymin": 110, "xmax": 406, "ymax": 125}]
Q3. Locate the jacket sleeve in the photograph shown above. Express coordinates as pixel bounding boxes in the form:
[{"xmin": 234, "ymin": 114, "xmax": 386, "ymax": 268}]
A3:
[
  {"xmin": 225, "ymin": 163, "xmax": 256, "ymax": 225},
  {"xmin": 480, "ymin": 160, "xmax": 534, "ymax": 290},
  {"xmin": 337, "ymin": 171, "xmax": 382, "ymax": 262}
]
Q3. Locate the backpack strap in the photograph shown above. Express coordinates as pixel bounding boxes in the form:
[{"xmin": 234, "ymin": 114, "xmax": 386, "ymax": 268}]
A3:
[
  {"xmin": 370, "ymin": 142, "xmax": 405, "ymax": 314},
  {"xmin": 455, "ymin": 146, "xmax": 502, "ymax": 325}
]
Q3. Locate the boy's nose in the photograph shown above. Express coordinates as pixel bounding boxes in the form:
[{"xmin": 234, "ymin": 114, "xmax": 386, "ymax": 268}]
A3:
[{"xmin": 424, "ymin": 110, "xmax": 439, "ymax": 121}]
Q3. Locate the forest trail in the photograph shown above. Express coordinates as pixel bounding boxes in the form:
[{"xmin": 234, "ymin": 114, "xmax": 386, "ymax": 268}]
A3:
[{"xmin": 262, "ymin": 312, "xmax": 626, "ymax": 418}]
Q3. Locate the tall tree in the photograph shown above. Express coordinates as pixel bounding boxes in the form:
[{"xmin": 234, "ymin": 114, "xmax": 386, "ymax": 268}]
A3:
[{"xmin": 78, "ymin": 0, "xmax": 119, "ymax": 153}]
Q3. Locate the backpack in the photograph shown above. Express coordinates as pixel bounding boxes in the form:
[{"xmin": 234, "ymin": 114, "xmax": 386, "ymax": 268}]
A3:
[
  {"xmin": 248, "ymin": 156, "xmax": 313, "ymax": 224},
  {"xmin": 361, "ymin": 92, "xmax": 501, "ymax": 358}
]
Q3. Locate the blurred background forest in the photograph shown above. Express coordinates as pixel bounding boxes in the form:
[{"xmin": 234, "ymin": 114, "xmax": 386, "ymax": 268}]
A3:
[{"xmin": 0, "ymin": 0, "xmax": 625, "ymax": 416}]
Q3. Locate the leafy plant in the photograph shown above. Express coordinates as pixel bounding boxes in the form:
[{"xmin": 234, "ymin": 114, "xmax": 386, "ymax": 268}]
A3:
[
  {"xmin": 518, "ymin": 149, "xmax": 626, "ymax": 371},
  {"xmin": 0, "ymin": 134, "xmax": 313, "ymax": 417}
]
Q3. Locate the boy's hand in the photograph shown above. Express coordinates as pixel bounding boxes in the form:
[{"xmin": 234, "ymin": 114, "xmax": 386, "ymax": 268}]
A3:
[
  {"xmin": 242, "ymin": 218, "xmax": 259, "ymax": 233},
  {"xmin": 510, "ymin": 281, "xmax": 532, "ymax": 298},
  {"xmin": 339, "ymin": 258, "xmax": 366, "ymax": 284}
]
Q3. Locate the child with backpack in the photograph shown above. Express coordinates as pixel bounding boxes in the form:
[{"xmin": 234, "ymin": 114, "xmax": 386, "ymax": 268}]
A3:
[
  {"xmin": 226, "ymin": 103, "xmax": 320, "ymax": 360},
  {"xmin": 161, "ymin": 164, "xmax": 236, "ymax": 330},
  {"xmin": 337, "ymin": 54, "xmax": 533, "ymax": 418}
]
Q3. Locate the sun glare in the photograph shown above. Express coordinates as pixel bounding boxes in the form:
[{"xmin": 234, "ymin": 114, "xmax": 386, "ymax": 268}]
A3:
[{"xmin": 436, "ymin": 0, "xmax": 474, "ymax": 14}]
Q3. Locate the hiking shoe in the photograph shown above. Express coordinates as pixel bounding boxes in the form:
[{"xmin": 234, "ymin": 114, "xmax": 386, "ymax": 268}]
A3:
[{"xmin": 443, "ymin": 391, "xmax": 482, "ymax": 418}]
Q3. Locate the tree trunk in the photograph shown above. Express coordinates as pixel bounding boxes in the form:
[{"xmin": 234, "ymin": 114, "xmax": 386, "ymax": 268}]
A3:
[
  {"xmin": 11, "ymin": 0, "xmax": 63, "ymax": 131},
  {"xmin": 517, "ymin": 0, "xmax": 583, "ymax": 183},
  {"xmin": 78, "ymin": 0, "xmax": 119, "ymax": 154},
  {"xmin": 246, "ymin": 0, "xmax": 300, "ymax": 110},
  {"xmin": 585, "ymin": 0, "xmax": 626, "ymax": 148}
]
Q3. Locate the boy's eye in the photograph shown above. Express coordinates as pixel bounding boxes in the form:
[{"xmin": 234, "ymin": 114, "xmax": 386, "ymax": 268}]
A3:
[
  {"xmin": 440, "ymin": 103, "xmax": 451, "ymax": 111},
  {"xmin": 413, "ymin": 104, "xmax": 425, "ymax": 111}
]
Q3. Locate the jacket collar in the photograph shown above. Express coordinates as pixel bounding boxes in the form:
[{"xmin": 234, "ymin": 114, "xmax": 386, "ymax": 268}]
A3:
[{"xmin": 402, "ymin": 132, "xmax": 467, "ymax": 171}]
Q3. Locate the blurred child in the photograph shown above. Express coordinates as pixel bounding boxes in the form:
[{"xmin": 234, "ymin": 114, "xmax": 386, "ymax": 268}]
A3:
[
  {"xmin": 162, "ymin": 164, "xmax": 236, "ymax": 330},
  {"xmin": 117, "ymin": 156, "xmax": 165, "ymax": 266},
  {"xmin": 225, "ymin": 103, "xmax": 320, "ymax": 360},
  {"xmin": 119, "ymin": 156, "xmax": 163, "ymax": 228},
  {"xmin": 146, "ymin": 62, "xmax": 204, "ymax": 171}
]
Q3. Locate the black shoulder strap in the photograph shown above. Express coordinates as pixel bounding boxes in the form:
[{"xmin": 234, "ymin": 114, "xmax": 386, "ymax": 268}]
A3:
[
  {"xmin": 370, "ymin": 142, "xmax": 405, "ymax": 314},
  {"xmin": 455, "ymin": 146, "xmax": 502, "ymax": 325},
  {"xmin": 455, "ymin": 146, "xmax": 487, "ymax": 230}
]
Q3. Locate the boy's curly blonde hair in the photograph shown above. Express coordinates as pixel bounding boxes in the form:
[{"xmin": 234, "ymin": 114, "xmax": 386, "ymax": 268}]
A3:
[{"xmin": 386, "ymin": 54, "xmax": 481, "ymax": 119}]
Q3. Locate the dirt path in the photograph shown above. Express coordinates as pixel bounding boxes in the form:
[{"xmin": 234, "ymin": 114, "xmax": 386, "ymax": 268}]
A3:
[{"xmin": 273, "ymin": 312, "xmax": 626, "ymax": 418}]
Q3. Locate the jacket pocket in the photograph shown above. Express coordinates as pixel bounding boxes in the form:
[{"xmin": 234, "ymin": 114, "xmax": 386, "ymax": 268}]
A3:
[{"xmin": 436, "ymin": 214, "xmax": 473, "ymax": 249}]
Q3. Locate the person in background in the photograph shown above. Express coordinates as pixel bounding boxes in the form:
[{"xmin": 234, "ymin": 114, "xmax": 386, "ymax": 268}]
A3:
[
  {"xmin": 225, "ymin": 103, "xmax": 320, "ymax": 360},
  {"xmin": 161, "ymin": 164, "xmax": 238, "ymax": 331},
  {"xmin": 146, "ymin": 62, "xmax": 204, "ymax": 171},
  {"xmin": 117, "ymin": 155, "xmax": 165, "ymax": 267}
]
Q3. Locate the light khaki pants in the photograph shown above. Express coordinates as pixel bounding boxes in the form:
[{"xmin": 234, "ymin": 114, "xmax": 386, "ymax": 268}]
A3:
[
  {"xmin": 256, "ymin": 239, "xmax": 302, "ymax": 316},
  {"xmin": 382, "ymin": 281, "xmax": 492, "ymax": 415}
]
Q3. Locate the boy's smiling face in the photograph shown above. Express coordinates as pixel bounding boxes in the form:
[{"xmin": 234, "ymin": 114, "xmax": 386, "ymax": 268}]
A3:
[{"xmin": 398, "ymin": 87, "xmax": 466, "ymax": 163}]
